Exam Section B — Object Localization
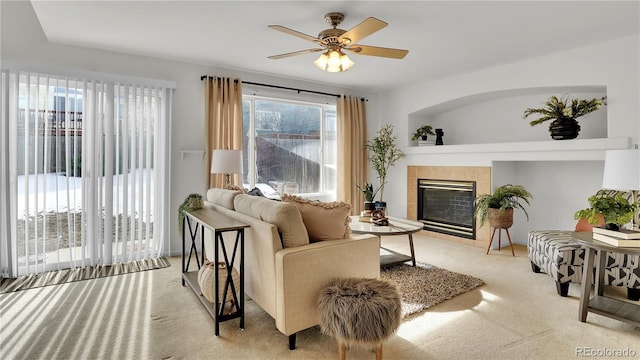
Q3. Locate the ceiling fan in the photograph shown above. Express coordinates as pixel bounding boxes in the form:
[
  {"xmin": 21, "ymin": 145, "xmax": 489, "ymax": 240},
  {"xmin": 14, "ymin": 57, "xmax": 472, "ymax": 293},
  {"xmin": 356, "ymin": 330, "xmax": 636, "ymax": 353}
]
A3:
[{"xmin": 268, "ymin": 12, "xmax": 409, "ymax": 72}]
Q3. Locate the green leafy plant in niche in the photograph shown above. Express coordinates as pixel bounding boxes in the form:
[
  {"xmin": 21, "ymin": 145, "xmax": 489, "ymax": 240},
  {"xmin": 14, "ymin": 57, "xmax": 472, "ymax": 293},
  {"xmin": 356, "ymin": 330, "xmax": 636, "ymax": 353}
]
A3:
[
  {"xmin": 411, "ymin": 125, "xmax": 435, "ymax": 141},
  {"xmin": 523, "ymin": 95, "xmax": 607, "ymax": 126}
]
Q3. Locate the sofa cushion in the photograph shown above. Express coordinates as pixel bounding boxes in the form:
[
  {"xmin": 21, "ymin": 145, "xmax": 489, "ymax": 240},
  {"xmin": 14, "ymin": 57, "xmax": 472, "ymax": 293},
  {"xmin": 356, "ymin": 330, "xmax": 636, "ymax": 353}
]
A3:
[
  {"xmin": 282, "ymin": 194, "xmax": 352, "ymax": 242},
  {"xmin": 234, "ymin": 194, "xmax": 309, "ymax": 248},
  {"xmin": 206, "ymin": 188, "xmax": 241, "ymax": 210}
]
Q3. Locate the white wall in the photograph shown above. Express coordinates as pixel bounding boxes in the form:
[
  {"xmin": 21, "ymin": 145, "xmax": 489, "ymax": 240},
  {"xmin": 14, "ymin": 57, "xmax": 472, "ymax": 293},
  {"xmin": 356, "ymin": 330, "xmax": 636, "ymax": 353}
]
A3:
[
  {"xmin": 423, "ymin": 90, "xmax": 608, "ymax": 145},
  {"xmin": 493, "ymin": 161, "xmax": 604, "ymax": 245},
  {"xmin": 0, "ymin": 2, "xmax": 378, "ymax": 256},
  {"xmin": 380, "ymin": 34, "xmax": 639, "ymax": 244}
]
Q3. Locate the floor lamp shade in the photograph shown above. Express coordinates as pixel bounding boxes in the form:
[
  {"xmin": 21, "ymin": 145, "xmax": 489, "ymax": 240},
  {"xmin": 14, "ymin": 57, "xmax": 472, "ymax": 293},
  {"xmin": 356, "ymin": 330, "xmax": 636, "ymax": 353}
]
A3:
[
  {"xmin": 602, "ymin": 149, "xmax": 640, "ymax": 191},
  {"xmin": 211, "ymin": 150, "xmax": 243, "ymax": 187}
]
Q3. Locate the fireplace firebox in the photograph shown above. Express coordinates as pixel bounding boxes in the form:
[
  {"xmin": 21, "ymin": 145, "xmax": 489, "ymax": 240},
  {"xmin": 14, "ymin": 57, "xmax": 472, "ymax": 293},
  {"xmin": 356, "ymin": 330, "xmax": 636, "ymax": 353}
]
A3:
[{"xmin": 417, "ymin": 179, "xmax": 476, "ymax": 239}]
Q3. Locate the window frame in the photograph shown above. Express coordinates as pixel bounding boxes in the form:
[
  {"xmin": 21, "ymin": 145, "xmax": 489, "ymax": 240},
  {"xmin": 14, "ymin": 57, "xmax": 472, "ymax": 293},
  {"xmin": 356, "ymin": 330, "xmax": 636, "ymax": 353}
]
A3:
[{"xmin": 242, "ymin": 94, "xmax": 337, "ymax": 198}]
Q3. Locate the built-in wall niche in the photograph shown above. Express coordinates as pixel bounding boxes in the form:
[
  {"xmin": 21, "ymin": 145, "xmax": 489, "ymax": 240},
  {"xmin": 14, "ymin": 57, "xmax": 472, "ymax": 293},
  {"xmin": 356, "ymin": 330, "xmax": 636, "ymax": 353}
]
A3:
[{"xmin": 408, "ymin": 86, "xmax": 607, "ymax": 146}]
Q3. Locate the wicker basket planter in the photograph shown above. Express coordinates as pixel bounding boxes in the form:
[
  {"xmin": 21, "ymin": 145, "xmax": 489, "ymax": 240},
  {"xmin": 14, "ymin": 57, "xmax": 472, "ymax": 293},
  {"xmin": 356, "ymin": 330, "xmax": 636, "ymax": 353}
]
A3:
[{"xmin": 488, "ymin": 208, "xmax": 514, "ymax": 229}]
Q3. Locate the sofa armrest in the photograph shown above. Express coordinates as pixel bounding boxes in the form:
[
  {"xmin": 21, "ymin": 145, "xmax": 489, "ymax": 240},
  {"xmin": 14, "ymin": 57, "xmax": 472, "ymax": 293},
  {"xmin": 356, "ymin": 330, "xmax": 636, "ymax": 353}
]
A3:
[{"xmin": 274, "ymin": 234, "xmax": 380, "ymax": 335}]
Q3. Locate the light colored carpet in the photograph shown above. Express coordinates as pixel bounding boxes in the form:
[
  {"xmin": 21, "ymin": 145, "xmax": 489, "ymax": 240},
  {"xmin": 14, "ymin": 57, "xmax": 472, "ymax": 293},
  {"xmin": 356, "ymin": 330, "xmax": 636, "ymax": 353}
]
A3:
[
  {"xmin": 381, "ymin": 263, "xmax": 484, "ymax": 318},
  {"xmin": 1, "ymin": 234, "xmax": 639, "ymax": 360}
]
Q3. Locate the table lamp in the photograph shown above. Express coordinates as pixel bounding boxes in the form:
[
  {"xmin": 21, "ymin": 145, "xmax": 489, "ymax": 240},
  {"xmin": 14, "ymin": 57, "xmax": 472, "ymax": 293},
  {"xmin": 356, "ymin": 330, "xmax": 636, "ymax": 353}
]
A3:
[
  {"xmin": 601, "ymin": 148, "xmax": 640, "ymax": 229},
  {"xmin": 211, "ymin": 149, "xmax": 243, "ymax": 189}
]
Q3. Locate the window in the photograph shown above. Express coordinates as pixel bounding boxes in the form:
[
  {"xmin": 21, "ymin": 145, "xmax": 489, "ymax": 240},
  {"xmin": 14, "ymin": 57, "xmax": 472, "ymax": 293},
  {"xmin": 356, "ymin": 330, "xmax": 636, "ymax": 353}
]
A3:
[
  {"xmin": 242, "ymin": 96, "xmax": 336, "ymax": 198},
  {"xmin": 1, "ymin": 70, "xmax": 173, "ymax": 277}
]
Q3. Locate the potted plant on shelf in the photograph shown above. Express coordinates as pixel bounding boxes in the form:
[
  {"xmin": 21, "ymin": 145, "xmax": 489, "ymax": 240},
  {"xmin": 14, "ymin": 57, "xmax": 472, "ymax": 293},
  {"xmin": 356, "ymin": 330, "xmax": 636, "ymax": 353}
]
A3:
[
  {"xmin": 574, "ymin": 190, "xmax": 638, "ymax": 231},
  {"xmin": 474, "ymin": 184, "xmax": 533, "ymax": 229},
  {"xmin": 411, "ymin": 125, "xmax": 436, "ymax": 141},
  {"xmin": 364, "ymin": 124, "xmax": 405, "ymax": 208},
  {"xmin": 523, "ymin": 95, "xmax": 607, "ymax": 140}
]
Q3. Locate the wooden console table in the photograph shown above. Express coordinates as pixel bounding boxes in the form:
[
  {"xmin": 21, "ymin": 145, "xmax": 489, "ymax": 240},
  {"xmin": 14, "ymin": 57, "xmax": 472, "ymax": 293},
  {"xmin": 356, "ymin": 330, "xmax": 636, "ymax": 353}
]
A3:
[
  {"xmin": 573, "ymin": 232, "xmax": 640, "ymax": 327},
  {"xmin": 182, "ymin": 207, "xmax": 249, "ymax": 336}
]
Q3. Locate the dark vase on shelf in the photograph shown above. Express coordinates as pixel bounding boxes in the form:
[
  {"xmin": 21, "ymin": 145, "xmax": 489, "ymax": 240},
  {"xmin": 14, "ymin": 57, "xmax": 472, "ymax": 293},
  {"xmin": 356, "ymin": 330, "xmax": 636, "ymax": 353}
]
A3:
[
  {"xmin": 549, "ymin": 118, "xmax": 580, "ymax": 140},
  {"xmin": 435, "ymin": 129, "xmax": 444, "ymax": 145},
  {"xmin": 421, "ymin": 135, "xmax": 427, "ymax": 141}
]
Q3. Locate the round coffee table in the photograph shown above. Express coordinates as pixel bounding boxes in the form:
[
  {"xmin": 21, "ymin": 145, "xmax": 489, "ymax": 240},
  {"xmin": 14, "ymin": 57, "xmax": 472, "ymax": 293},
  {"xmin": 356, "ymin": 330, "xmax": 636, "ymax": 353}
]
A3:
[{"xmin": 349, "ymin": 216, "xmax": 423, "ymax": 268}]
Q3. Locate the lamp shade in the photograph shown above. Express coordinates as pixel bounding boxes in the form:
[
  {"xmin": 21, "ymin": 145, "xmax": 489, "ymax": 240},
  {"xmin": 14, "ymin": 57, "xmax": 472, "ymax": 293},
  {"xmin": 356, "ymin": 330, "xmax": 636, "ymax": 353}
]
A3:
[
  {"xmin": 602, "ymin": 149, "xmax": 640, "ymax": 191},
  {"xmin": 211, "ymin": 149, "xmax": 243, "ymax": 175},
  {"xmin": 314, "ymin": 49, "xmax": 354, "ymax": 72}
]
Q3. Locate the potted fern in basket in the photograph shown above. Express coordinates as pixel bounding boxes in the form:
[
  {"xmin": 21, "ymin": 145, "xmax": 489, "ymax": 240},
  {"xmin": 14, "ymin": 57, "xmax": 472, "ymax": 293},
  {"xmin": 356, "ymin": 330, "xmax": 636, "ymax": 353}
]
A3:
[{"xmin": 474, "ymin": 184, "xmax": 533, "ymax": 229}]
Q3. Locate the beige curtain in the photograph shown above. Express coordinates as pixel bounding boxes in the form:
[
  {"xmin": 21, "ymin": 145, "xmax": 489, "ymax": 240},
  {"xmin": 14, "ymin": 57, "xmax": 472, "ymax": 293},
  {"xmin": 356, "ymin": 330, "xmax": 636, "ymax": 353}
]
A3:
[
  {"xmin": 337, "ymin": 95, "xmax": 367, "ymax": 215},
  {"xmin": 204, "ymin": 76, "xmax": 243, "ymax": 188}
]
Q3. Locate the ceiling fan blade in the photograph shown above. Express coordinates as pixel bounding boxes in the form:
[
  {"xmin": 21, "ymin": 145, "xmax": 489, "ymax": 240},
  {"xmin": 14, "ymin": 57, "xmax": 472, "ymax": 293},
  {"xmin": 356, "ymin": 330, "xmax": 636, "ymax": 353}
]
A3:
[
  {"xmin": 268, "ymin": 48, "xmax": 323, "ymax": 60},
  {"xmin": 338, "ymin": 17, "xmax": 387, "ymax": 44},
  {"xmin": 346, "ymin": 45, "xmax": 409, "ymax": 59},
  {"xmin": 268, "ymin": 25, "xmax": 320, "ymax": 43}
]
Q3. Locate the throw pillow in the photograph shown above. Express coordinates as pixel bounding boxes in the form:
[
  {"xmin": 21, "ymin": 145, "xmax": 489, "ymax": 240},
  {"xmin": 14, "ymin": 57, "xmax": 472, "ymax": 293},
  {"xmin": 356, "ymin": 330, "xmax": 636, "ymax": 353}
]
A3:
[
  {"xmin": 234, "ymin": 194, "xmax": 309, "ymax": 248},
  {"xmin": 282, "ymin": 194, "xmax": 352, "ymax": 242}
]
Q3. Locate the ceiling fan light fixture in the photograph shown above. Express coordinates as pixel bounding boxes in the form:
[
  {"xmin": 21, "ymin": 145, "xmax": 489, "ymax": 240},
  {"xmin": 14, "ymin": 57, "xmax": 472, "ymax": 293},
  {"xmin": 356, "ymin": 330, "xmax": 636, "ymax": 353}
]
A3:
[{"xmin": 314, "ymin": 49, "xmax": 354, "ymax": 73}]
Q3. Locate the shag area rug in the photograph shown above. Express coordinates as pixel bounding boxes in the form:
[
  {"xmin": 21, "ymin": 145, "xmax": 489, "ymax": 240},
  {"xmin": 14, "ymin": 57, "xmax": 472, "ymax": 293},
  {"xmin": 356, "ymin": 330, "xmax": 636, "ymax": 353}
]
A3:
[
  {"xmin": 380, "ymin": 262, "xmax": 484, "ymax": 319},
  {"xmin": 0, "ymin": 257, "xmax": 170, "ymax": 294}
]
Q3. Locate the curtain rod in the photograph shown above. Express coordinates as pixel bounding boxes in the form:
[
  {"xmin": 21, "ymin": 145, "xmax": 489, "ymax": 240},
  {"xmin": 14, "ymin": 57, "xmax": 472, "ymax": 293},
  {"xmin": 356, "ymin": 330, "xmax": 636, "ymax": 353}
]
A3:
[{"xmin": 200, "ymin": 75, "xmax": 367, "ymax": 102}]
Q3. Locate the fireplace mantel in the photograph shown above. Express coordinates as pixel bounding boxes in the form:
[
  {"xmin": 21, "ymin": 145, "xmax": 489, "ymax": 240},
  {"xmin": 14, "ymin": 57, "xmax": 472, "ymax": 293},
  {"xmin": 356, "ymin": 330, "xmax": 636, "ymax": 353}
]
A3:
[{"xmin": 404, "ymin": 137, "xmax": 630, "ymax": 161}]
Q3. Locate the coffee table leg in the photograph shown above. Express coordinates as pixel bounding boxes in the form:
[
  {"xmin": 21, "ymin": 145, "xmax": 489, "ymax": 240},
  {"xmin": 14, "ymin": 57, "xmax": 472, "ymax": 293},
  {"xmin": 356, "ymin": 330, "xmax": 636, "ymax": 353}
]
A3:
[
  {"xmin": 408, "ymin": 233, "xmax": 416, "ymax": 266},
  {"xmin": 579, "ymin": 247, "xmax": 595, "ymax": 322}
]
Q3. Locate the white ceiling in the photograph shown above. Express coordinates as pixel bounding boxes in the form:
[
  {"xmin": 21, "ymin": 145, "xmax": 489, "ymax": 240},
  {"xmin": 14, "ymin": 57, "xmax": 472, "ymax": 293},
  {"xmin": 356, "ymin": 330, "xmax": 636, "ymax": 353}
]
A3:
[{"xmin": 30, "ymin": 1, "xmax": 639, "ymax": 91}]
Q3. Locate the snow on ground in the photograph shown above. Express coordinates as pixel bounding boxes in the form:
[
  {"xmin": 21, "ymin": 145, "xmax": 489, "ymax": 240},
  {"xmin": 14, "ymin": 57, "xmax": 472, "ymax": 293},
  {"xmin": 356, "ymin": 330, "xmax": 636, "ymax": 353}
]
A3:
[{"xmin": 16, "ymin": 169, "xmax": 155, "ymax": 219}]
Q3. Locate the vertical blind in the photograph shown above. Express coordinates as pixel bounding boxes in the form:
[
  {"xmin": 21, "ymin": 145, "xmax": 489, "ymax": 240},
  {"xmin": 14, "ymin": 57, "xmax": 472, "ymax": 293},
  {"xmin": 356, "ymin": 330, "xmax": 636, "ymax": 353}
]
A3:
[{"xmin": 0, "ymin": 69, "xmax": 173, "ymax": 278}]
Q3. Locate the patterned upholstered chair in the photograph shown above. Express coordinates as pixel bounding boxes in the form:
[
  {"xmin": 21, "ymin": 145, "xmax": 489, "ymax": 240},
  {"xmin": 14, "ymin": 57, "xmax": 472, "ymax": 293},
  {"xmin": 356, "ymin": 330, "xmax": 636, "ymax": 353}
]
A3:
[{"xmin": 528, "ymin": 224, "xmax": 640, "ymax": 300}]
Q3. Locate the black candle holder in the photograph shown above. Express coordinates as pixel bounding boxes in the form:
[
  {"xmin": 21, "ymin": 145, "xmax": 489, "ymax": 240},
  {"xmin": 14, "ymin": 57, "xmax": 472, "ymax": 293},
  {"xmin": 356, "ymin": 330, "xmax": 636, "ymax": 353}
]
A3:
[{"xmin": 435, "ymin": 128, "xmax": 444, "ymax": 145}]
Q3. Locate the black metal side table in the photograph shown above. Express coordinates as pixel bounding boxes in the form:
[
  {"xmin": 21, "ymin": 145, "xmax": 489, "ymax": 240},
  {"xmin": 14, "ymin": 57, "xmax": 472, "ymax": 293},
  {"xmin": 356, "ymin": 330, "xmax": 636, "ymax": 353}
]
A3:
[{"xmin": 182, "ymin": 207, "xmax": 249, "ymax": 336}]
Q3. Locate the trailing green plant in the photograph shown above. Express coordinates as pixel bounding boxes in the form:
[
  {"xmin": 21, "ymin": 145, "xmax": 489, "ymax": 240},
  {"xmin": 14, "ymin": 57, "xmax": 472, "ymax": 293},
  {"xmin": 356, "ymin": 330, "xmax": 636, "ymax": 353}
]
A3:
[
  {"xmin": 523, "ymin": 95, "xmax": 607, "ymax": 126},
  {"xmin": 355, "ymin": 181, "xmax": 380, "ymax": 202},
  {"xmin": 411, "ymin": 125, "xmax": 435, "ymax": 141},
  {"xmin": 574, "ymin": 189, "xmax": 638, "ymax": 230},
  {"xmin": 474, "ymin": 184, "xmax": 533, "ymax": 227},
  {"xmin": 178, "ymin": 193, "xmax": 204, "ymax": 236},
  {"xmin": 363, "ymin": 124, "xmax": 405, "ymax": 202}
]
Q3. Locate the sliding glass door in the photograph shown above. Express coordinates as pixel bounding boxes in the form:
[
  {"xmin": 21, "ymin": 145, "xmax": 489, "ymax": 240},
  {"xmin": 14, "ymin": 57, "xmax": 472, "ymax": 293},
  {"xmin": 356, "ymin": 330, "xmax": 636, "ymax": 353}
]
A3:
[{"xmin": 0, "ymin": 70, "xmax": 172, "ymax": 277}]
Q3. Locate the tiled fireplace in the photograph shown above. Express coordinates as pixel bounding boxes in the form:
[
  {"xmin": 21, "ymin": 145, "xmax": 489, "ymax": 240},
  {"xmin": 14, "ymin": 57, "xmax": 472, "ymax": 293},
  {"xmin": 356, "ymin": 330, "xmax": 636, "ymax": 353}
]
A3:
[
  {"xmin": 407, "ymin": 166, "xmax": 491, "ymax": 248},
  {"xmin": 417, "ymin": 179, "xmax": 476, "ymax": 239}
]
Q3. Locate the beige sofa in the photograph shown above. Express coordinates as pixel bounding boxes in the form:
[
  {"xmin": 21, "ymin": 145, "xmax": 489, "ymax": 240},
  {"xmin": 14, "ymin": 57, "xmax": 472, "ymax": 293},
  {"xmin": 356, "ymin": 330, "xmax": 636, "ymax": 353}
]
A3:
[{"xmin": 203, "ymin": 188, "xmax": 380, "ymax": 349}]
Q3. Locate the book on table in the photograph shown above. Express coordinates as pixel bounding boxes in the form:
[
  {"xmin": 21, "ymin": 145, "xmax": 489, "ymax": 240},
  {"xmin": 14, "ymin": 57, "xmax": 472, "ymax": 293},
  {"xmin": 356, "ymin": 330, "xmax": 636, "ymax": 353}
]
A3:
[
  {"xmin": 592, "ymin": 233, "xmax": 640, "ymax": 247},
  {"xmin": 592, "ymin": 226, "xmax": 640, "ymax": 239}
]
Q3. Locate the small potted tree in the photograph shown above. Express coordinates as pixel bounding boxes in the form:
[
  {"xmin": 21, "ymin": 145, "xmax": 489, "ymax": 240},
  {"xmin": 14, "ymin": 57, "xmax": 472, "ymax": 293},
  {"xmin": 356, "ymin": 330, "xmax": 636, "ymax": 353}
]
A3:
[
  {"xmin": 574, "ymin": 190, "xmax": 638, "ymax": 231},
  {"xmin": 364, "ymin": 124, "xmax": 405, "ymax": 209},
  {"xmin": 411, "ymin": 125, "xmax": 436, "ymax": 141},
  {"xmin": 474, "ymin": 184, "xmax": 533, "ymax": 229}
]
